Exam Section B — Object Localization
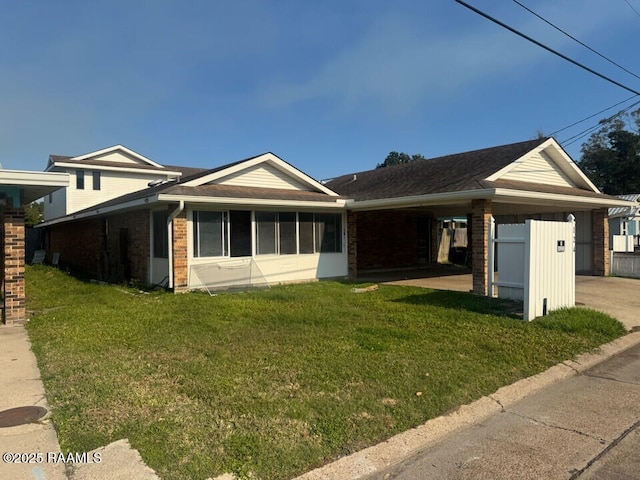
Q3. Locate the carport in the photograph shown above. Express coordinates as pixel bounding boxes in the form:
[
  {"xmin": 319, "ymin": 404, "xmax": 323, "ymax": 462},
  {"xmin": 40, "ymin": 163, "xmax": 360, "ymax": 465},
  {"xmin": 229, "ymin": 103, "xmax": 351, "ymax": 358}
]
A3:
[
  {"xmin": 0, "ymin": 169, "xmax": 68, "ymax": 324},
  {"xmin": 327, "ymin": 138, "xmax": 633, "ymax": 295}
]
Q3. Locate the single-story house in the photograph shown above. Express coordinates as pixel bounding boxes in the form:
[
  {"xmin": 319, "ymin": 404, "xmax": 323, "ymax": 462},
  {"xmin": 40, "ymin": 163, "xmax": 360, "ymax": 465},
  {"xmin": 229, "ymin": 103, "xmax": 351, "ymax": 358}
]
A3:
[
  {"xmin": 38, "ymin": 137, "xmax": 632, "ymax": 296},
  {"xmin": 0, "ymin": 168, "xmax": 69, "ymax": 324}
]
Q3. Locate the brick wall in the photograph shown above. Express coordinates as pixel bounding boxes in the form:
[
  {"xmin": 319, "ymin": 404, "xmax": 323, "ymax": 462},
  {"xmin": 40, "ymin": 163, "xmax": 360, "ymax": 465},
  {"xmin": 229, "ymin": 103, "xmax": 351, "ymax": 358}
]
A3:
[
  {"xmin": 471, "ymin": 199, "xmax": 492, "ymax": 295},
  {"xmin": 355, "ymin": 210, "xmax": 426, "ymax": 271},
  {"xmin": 3, "ymin": 207, "xmax": 25, "ymax": 324},
  {"xmin": 47, "ymin": 209, "xmax": 150, "ymax": 284},
  {"xmin": 592, "ymin": 208, "xmax": 610, "ymax": 276},
  {"xmin": 172, "ymin": 210, "xmax": 188, "ymax": 292}
]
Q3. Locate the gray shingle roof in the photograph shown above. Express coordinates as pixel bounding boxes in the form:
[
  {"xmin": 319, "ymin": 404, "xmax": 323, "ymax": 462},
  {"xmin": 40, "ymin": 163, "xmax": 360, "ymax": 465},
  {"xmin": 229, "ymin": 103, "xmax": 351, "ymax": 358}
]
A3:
[{"xmin": 326, "ymin": 138, "xmax": 553, "ymax": 201}]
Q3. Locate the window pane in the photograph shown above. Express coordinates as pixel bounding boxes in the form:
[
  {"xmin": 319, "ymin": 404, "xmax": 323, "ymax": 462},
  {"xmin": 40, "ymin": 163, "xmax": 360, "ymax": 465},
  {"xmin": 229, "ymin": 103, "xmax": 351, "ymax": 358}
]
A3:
[
  {"xmin": 279, "ymin": 212, "xmax": 297, "ymax": 254},
  {"xmin": 93, "ymin": 171, "xmax": 101, "ymax": 190},
  {"xmin": 153, "ymin": 210, "xmax": 168, "ymax": 259},
  {"xmin": 316, "ymin": 214, "xmax": 342, "ymax": 253},
  {"xmin": 194, "ymin": 211, "xmax": 224, "ymax": 257},
  {"xmin": 299, "ymin": 213, "xmax": 314, "ymax": 253},
  {"xmin": 76, "ymin": 170, "xmax": 84, "ymax": 190},
  {"xmin": 256, "ymin": 211, "xmax": 277, "ymax": 255}
]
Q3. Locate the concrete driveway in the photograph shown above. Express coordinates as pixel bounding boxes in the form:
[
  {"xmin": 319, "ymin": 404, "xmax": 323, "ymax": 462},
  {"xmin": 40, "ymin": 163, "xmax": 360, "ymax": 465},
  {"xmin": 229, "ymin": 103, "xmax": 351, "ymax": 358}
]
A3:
[{"xmin": 370, "ymin": 269, "xmax": 640, "ymax": 331}]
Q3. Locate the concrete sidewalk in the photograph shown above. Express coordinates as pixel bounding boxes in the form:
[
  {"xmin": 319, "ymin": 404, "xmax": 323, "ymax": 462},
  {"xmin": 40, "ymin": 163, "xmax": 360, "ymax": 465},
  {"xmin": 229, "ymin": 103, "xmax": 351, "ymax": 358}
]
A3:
[{"xmin": 0, "ymin": 323, "xmax": 158, "ymax": 480}]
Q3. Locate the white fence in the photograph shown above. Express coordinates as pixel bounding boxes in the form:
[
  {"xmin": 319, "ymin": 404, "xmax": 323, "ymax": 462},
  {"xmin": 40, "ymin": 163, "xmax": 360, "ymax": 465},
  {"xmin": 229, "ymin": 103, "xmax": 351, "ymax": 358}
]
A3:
[
  {"xmin": 489, "ymin": 216, "xmax": 575, "ymax": 321},
  {"xmin": 612, "ymin": 235, "xmax": 635, "ymax": 253}
]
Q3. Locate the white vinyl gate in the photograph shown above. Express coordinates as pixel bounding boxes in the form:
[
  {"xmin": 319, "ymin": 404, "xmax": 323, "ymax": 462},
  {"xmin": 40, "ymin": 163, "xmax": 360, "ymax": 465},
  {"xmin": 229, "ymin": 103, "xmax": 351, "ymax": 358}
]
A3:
[{"xmin": 489, "ymin": 216, "xmax": 575, "ymax": 321}]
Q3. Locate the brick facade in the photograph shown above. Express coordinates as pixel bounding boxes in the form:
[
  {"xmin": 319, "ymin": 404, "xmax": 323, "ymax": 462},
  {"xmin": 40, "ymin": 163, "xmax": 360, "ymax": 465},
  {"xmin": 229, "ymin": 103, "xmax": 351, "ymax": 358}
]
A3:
[
  {"xmin": 172, "ymin": 209, "xmax": 188, "ymax": 292},
  {"xmin": 3, "ymin": 207, "xmax": 26, "ymax": 324},
  {"xmin": 471, "ymin": 199, "xmax": 492, "ymax": 296},
  {"xmin": 592, "ymin": 207, "xmax": 610, "ymax": 276},
  {"xmin": 46, "ymin": 209, "xmax": 150, "ymax": 284}
]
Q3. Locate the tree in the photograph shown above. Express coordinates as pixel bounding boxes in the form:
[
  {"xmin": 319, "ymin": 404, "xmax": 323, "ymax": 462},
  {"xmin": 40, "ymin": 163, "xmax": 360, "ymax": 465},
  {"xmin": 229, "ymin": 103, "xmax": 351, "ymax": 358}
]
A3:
[
  {"xmin": 579, "ymin": 109, "xmax": 640, "ymax": 195},
  {"xmin": 376, "ymin": 151, "xmax": 427, "ymax": 169},
  {"xmin": 24, "ymin": 201, "xmax": 44, "ymax": 227}
]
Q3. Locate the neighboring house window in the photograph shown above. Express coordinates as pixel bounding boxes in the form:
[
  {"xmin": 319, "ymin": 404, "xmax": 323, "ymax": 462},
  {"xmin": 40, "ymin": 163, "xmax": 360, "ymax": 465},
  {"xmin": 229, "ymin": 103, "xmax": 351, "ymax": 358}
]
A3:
[
  {"xmin": 622, "ymin": 221, "xmax": 628, "ymax": 236},
  {"xmin": 152, "ymin": 210, "xmax": 168, "ymax": 259},
  {"xmin": 193, "ymin": 211, "xmax": 227, "ymax": 257},
  {"xmin": 93, "ymin": 171, "xmax": 101, "ymax": 190},
  {"xmin": 76, "ymin": 170, "xmax": 85, "ymax": 190}
]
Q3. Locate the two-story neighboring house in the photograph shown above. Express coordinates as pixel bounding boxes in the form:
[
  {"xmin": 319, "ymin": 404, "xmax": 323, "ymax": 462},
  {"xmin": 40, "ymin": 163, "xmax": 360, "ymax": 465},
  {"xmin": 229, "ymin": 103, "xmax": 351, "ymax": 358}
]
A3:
[{"xmin": 43, "ymin": 145, "xmax": 203, "ymax": 220}]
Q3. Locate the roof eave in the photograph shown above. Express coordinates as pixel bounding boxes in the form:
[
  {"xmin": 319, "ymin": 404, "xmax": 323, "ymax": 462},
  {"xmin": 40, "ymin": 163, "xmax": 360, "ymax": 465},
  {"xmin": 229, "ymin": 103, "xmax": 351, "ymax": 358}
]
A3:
[
  {"xmin": 157, "ymin": 193, "xmax": 346, "ymax": 209},
  {"xmin": 345, "ymin": 189, "xmax": 495, "ymax": 211}
]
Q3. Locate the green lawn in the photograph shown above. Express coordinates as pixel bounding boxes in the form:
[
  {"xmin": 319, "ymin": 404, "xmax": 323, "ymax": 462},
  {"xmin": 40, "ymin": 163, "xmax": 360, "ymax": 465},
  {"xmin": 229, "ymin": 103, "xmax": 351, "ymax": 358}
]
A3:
[{"xmin": 25, "ymin": 266, "xmax": 626, "ymax": 480}]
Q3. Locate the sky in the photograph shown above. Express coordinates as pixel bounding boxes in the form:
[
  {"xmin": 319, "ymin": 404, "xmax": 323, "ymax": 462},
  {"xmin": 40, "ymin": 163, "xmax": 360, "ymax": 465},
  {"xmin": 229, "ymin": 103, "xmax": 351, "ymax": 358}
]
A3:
[{"xmin": 1, "ymin": 0, "xmax": 639, "ymax": 181}]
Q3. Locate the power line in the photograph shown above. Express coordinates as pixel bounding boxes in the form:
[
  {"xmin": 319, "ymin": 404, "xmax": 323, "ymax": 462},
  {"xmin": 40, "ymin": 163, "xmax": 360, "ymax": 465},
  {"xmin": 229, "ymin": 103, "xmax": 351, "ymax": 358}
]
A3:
[
  {"xmin": 512, "ymin": 0, "xmax": 640, "ymax": 81},
  {"xmin": 559, "ymin": 99, "xmax": 640, "ymax": 147},
  {"xmin": 624, "ymin": 0, "xmax": 640, "ymax": 18},
  {"xmin": 549, "ymin": 94, "xmax": 639, "ymax": 136},
  {"xmin": 454, "ymin": 0, "xmax": 640, "ymax": 96}
]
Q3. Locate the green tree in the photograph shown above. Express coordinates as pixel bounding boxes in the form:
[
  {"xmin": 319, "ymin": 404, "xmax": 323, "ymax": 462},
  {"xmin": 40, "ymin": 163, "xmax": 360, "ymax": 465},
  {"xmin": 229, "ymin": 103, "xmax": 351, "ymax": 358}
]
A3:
[
  {"xmin": 579, "ymin": 109, "xmax": 640, "ymax": 195},
  {"xmin": 376, "ymin": 151, "xmax": 427, "ymax": 168},
  {"xmin": 24, "ymin": 201, "xmax": 44, "ymax": 227}
]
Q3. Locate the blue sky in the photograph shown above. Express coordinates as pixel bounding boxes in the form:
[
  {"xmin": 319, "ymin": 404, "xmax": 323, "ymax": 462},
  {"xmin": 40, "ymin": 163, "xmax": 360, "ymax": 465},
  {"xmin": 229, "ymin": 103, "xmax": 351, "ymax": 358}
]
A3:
[{"xmin": 2, "ymin": 0, "xmax": 639, "ymax": 181}]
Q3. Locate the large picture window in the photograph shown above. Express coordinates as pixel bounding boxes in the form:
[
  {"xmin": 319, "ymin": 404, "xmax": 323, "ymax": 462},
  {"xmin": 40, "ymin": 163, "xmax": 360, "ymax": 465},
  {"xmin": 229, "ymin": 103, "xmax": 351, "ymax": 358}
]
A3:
[{"xmin": 193, "ymin": 211, "xmax": 227, "ymax": 257}]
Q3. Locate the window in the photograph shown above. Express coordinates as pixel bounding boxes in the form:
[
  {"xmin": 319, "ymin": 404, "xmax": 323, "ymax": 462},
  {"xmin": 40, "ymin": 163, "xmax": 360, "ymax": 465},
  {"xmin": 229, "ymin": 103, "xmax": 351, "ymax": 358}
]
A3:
[
  {"xmin": 256, "ymin": 212, "xmax": 277, "ymax": 255},
  {"xmin": 299, "ymin": 213, "xmax": 314, "ymax": 254},
  {"xmin": 193, "ymin": 211, "xmax": 227, "ymax": 257},
  {"xmin": 93, "ymin": 171, "xmax": 101, "ymax": 190},
  {"xmin": 279, "ymin": 212, "xmax": 297, "ymax": 254},
  {"xmin": 152, "ymin": 210, "xmax": 168, "ymax": 259},
  {"xmin": 316, "ymin": 213, "xmax": 342, "ymax": 253},
  {"xmin": 76, "ymin": 170, "xmax": 85, "ymax": 190},
  {"xmin": 255, "ymin": 212, "xmax": 297, "ymax": 255}
]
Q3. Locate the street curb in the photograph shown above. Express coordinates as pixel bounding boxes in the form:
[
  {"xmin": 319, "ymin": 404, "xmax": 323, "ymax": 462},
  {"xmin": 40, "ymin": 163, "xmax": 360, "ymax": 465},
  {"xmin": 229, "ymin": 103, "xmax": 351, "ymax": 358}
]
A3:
[{"xmin": 295, "ymin": 331, "xmax": 640, "ymax": 480}]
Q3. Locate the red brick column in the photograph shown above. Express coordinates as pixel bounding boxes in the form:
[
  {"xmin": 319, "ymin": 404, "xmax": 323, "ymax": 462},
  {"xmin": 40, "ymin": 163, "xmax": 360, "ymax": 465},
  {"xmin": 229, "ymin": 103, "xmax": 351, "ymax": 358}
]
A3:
[
  {"xmin": 347, "ymin": 211, "xmax": 357, "ymax": 278},
  {"xmin": 471, "ymin": 199, "xmax": 492, "ymax": 295},
  {"xmin": 3, "ymin": 207, "xmax": 26, "ymax": 324},
  {"xmin": 172, "ymin": 210, "xmax": 188, "ymax": 292},
  {"xmin": 592, "ymin": 208, "xmax": 610, "ymax": 276}
]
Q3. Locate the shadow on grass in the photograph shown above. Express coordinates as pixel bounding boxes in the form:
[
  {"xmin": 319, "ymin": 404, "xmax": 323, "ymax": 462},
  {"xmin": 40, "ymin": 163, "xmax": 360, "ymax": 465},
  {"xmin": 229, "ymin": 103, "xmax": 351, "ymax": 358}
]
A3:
[{"xmin": 391, "ymin": 290, "xmax": 524, "ymax": 320}]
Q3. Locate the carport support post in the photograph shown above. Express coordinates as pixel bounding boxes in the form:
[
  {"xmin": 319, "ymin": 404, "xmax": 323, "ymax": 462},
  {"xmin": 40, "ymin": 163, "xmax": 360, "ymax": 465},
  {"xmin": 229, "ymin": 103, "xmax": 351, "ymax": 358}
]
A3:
[
  {"xmin": 471, "ymin": 199, "xmax": 492, "ymax": 296},
  {"xmin": 3, "ymin": 206, "xmax": 26, "ymax": 324},
  {"xmin": 592, "ymin": 208, "xmax": 610, "ymax": 276}
]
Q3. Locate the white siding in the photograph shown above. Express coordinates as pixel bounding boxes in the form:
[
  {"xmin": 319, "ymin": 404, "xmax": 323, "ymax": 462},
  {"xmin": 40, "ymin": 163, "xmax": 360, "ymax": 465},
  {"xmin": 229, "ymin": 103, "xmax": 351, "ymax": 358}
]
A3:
[
  {"xmin": 214, "ymin": 163, "xmax": 310, "ymax": 191},
  {"xmin": 67, "ymin": 170, "xmax": 166, "ymax": 215},
  {"xmin": 43, "ymin": 188, "xmax": 67, "ymax": 221},
  {"xmin": 501, "ymin": 151, "xmax": 574, "ymax": 187}
]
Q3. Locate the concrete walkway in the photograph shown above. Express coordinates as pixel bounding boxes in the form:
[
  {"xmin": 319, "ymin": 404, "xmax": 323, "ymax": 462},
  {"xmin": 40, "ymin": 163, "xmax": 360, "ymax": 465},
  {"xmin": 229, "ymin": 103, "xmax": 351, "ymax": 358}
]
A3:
[{"xmin": 0, "ymin": 323, "xmax": 158, "ymax": 480}]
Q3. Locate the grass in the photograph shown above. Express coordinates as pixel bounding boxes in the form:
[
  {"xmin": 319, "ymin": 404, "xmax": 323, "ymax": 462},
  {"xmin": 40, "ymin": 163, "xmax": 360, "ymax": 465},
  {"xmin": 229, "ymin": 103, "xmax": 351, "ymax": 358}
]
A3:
[{"xmin": 25, "ymin": 266, "xmax": 626, "ymax": 479}]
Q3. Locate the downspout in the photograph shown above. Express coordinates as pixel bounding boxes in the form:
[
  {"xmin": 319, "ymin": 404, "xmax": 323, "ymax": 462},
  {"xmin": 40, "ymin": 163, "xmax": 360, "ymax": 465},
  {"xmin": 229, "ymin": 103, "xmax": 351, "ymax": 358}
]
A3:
[{"xmin": 167, "ymin": 201, "xmax": 185, "ymax": 289}]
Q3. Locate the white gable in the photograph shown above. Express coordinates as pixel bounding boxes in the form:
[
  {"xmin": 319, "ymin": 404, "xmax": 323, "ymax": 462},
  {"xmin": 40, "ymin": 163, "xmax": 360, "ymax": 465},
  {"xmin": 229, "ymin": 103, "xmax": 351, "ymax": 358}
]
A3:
[
  {"xmin": 486, "ymin": 138, "xmax": 599, "ymax": 192},
  {"xmin": 183, "ymin": 153, "xmax": 339, "ymax": 196},
  {"xmin": 71, "ymin": 145, "xmax": 164, "ymax": 169},
  {"xmin": 212, "ymin": 163, "xmax": 310, "ymax": 190},
  {"xmin": 500, "ymin": 150, "xmax": 574, "ymax": 187}
]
